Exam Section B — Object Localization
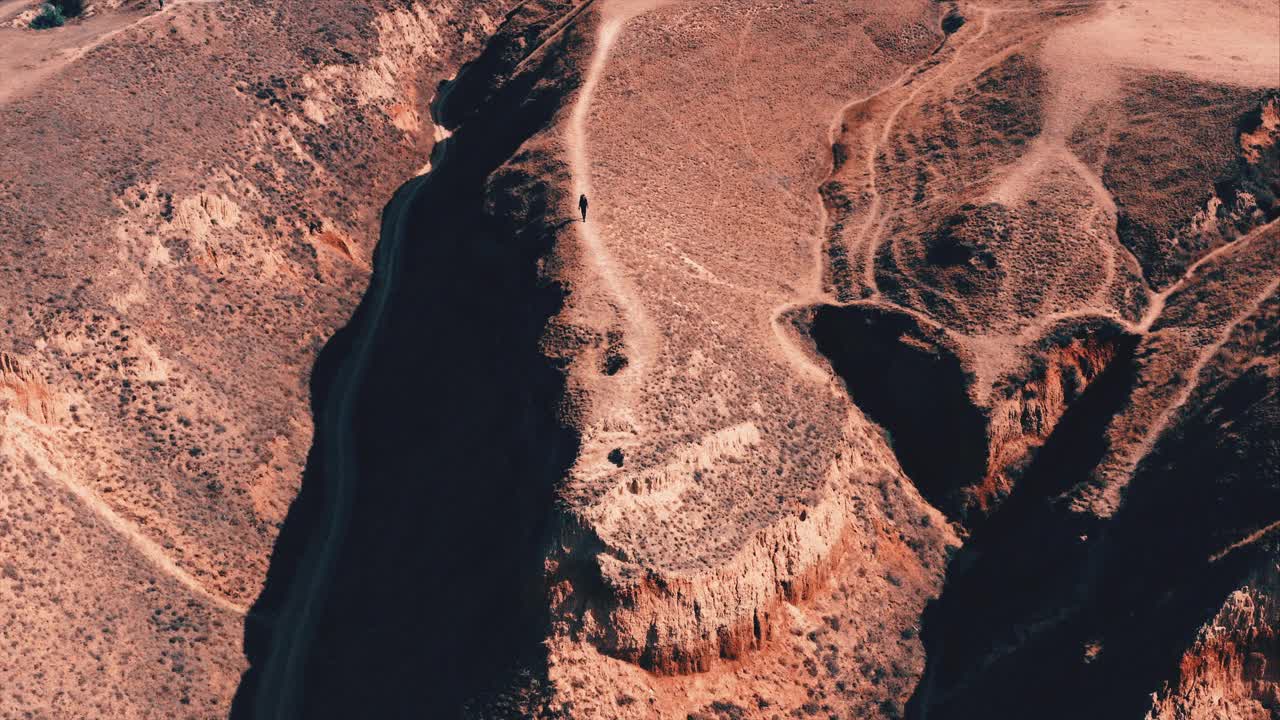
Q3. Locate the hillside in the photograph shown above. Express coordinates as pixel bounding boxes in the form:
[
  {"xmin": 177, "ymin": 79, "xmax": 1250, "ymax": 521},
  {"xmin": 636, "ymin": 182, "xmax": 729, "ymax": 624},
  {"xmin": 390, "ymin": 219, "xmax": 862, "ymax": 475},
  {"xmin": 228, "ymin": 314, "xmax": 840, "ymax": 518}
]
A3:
[
  {"xmin": 0, "ymin": 0, "xmax": 508, "ymax": 716},
  {"xmin": 1, "ymin": 0, "xmax": 1276, "ymax": 718}
]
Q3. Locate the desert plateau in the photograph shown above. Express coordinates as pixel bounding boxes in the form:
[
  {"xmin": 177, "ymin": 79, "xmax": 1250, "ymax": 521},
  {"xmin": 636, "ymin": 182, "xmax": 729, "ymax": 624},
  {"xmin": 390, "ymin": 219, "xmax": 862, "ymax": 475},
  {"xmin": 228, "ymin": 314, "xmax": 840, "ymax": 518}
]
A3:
[{"xmin": 0, "ymin": 0, "xmax": 1276, "ymax": 718}]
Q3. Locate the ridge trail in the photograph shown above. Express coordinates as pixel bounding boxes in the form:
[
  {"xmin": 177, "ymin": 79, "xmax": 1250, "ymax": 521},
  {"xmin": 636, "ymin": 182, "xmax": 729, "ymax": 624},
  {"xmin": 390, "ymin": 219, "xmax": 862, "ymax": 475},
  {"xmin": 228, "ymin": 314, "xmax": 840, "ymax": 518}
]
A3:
[{"xmin": 567, "ymin": 4, "xmax": 659, "ymax": 385}]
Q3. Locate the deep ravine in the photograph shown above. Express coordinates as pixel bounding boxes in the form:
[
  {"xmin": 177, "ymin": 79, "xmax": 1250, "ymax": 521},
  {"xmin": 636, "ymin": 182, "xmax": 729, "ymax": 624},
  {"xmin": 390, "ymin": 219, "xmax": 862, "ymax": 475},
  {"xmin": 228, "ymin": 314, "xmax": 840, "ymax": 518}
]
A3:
[{"xmin": 232, "ymin": 3, "xmax": 586, "ymax": 717}]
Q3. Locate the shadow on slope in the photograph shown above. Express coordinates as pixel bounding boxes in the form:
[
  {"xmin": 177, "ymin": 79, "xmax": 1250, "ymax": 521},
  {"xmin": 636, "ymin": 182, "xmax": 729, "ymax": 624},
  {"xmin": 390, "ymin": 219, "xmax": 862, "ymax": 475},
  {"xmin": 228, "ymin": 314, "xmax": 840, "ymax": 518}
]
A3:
[
  {"xmin": 907, "ymin": 307, "xmax": 1280, "ymax": 719},
  {"xmin": 232, "ymin": 3, "xmax": 584, "ymax": 717},
  {"xmin": 811, "ymin": 303, "xmax": 987, "ymax": 522}
]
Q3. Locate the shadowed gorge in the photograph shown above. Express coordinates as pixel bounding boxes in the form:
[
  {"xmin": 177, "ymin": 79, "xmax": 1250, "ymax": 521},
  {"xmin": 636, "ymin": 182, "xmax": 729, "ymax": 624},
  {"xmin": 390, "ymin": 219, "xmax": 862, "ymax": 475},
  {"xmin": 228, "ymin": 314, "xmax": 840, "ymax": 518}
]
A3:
[
  {"xmin": 907, "ymin": 309, "xmax": 1280, "ymax": 719},
  {"xmin": 234, "ymin": 3, "xmax": 583, "ymax": 716},
  {"xmin": 904, "ymin": 334, "xmax": 1141, "ymax": 718},
  {"xmin": 223, "ymin": 3, "xmax": 1280, "ymax": 717},
  {"xmin": 811, "ymin": 303, "xmax": 986, "ymax": 522},
  {"xmin": 901, "ymin": 96, "xmax": 1280, "ymax": 718}
]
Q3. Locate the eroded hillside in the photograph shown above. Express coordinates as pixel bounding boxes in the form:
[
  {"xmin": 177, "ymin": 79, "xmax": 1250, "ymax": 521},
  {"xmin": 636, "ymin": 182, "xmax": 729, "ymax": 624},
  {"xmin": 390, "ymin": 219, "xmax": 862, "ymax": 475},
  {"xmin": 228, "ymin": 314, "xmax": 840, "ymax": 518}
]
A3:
[
  {"xmin": 238, "ymin": 0, "xmax": 1279, "ymax": 719},
  {"xmin": 0, "ymin": 0, "xmax": 510, "ymax": 716},
  {"xmin": 3, "ymin": 0, "xmax": 1277, "ymax": 718}
]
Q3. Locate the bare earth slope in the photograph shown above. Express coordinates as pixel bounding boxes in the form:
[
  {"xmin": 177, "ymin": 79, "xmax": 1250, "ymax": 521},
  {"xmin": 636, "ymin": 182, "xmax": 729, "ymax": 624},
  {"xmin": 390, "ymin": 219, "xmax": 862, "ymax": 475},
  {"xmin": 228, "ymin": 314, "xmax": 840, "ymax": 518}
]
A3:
[
  {"xmin": 3, "ymin": 0, "xmax": 1278, "ymax": 718},
  {"xmin": 0, "ymin": 0, "xmax": 509, "ymax": 716}
]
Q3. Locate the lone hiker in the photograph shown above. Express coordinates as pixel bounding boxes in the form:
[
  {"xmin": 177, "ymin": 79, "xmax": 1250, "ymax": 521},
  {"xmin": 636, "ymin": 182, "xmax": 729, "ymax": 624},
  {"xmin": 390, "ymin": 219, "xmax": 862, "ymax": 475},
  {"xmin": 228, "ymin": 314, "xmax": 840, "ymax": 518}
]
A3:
[{"xmin": 579, "ymin": 193, "xmax": 589, "ymax": 222}]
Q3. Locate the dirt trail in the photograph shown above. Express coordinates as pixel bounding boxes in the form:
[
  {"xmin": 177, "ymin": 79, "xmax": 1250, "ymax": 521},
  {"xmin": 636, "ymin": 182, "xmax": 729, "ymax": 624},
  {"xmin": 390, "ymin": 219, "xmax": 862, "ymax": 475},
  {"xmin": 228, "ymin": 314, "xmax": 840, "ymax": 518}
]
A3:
[
  {"xmin": 5, "ymin": 418, "xmax": 246, "ymax": 615},
  {"xmin": 1211, "ymin": 518, "xmax": 1280, "ymax": 563},
  {"xmin": 0, "ymin": 0, "xmax": 219, "ymax": 105},
  {"xmin": 567, "ymin": 4, "xmax": 660, "ymax": 385},
  {"xmin": 853, "ymin": 9, "xmax": 992, "ymax": 297},
  {"xmin": 63, "ymin": 0, "xmax": 222, "ymax": 61},
  {"xmin": 1127, "ymin": 251, "xmax": 1279, "ymax": 475},
  {"xmin": 1138, "ymin": 224, "xmax": 1273, "ymax": 332},
  {"xmin": 769, "ymin": 8, "xmax": 998, "ymax": 386},
  {"xmin": 768, "ymin": 302, "xmax": 838, "ymax": 385}
]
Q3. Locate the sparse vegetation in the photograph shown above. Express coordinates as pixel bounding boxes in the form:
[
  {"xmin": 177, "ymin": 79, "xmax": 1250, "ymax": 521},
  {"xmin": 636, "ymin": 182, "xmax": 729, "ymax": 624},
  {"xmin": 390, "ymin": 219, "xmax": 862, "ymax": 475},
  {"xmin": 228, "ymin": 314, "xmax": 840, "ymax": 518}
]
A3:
[{"xmin": 2, "ymin": 0, "xmax": 1274, "ymax": 716}]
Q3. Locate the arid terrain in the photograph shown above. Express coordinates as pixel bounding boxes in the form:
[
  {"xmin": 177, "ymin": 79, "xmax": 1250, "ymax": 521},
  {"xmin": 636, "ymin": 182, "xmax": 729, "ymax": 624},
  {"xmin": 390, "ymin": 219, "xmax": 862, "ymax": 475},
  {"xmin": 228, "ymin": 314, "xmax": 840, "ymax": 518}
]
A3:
[
  {"xmin": 0, "ymin": 0, "xmax": 1277, "ymax": 718},
  {"xmin": 0, "ymin": 0, "xmax": 510, "ymax": 716}
]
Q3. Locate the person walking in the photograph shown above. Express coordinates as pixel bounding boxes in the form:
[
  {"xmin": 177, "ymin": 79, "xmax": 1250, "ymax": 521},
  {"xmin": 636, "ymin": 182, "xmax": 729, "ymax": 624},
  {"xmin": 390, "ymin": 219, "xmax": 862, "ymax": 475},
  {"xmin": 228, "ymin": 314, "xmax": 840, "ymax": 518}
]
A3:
[{"xmin": 579, "ymin": 194, "xmax": 589, "ymax": 222}]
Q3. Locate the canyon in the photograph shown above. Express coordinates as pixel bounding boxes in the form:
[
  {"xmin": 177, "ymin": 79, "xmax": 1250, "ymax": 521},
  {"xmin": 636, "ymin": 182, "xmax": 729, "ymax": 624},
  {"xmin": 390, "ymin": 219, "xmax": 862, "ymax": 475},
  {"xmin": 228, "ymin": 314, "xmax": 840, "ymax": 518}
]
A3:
[{"xmin": 0, "ymin": 0, "xmax": 1276, "ymax": 718}]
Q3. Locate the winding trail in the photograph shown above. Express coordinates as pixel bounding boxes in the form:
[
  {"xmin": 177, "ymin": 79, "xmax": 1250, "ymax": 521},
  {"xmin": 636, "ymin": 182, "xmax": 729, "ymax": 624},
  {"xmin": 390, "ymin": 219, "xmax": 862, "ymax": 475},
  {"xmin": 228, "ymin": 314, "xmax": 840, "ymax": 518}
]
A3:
[
  {"xmin": 852, "ymin": 9, "xmax": 993, "ymax": 297},
  {"xmin": 768, "ymin": 7, "xmax": 998, "ymax": 388},
  {"xmin": 1128, "ymin": 273, "xmax": 1280, "ymax": 476},
  {"xmin": 63, "ymin": 0, "xmax": 223, "ymax": 62},
  {"xmin": 768, "ymin": 302, "xmax": 839, "ymax": 385},
  {"xmin": 1137, "ymin": 226, "xmax": 1273, "ymax": 332}
]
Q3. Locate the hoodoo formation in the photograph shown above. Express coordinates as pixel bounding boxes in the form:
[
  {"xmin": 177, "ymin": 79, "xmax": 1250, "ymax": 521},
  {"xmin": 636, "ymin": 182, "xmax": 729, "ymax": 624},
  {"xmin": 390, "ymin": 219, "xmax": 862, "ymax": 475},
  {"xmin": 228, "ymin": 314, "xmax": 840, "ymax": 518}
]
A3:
[{"xmin": 0, "ymin": 0, "xmax": 1277, "ymax": 718}]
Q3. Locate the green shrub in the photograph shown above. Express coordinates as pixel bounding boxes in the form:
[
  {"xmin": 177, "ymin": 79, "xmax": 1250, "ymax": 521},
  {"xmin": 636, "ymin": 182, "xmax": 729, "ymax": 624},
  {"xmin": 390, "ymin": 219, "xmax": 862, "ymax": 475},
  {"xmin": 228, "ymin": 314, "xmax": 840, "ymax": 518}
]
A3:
[{"xmin": 31, "ymin": 3, "xmax": 66, "ymax": 29}]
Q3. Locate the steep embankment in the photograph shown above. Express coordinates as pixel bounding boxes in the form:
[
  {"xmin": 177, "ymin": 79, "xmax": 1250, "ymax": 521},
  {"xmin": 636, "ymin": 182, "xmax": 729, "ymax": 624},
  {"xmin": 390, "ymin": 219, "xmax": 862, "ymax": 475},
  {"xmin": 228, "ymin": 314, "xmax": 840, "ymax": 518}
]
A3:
[
  {"xmin": 0, "ymin": 1, "xmax": 509, "ymax": 716},
  {"xmin": 236, "ymin": 3, "xmax": 586, "ymax": 717}
]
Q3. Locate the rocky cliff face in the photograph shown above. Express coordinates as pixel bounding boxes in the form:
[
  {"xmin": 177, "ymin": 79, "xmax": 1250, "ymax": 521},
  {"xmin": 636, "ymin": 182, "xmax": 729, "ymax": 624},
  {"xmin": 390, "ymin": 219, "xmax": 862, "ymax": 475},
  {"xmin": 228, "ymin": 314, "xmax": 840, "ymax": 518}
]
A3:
[
  {"xmin": 812, "ymin": 305, "xmax": 1136, "ymax": 525},
  {"xmin": 1147, "ymin": 567, "xmax": 1280, "ymax": 720},
  {"xmin": 976, "ymin": 322, "xmax": 1134, "ymax": 517}
]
